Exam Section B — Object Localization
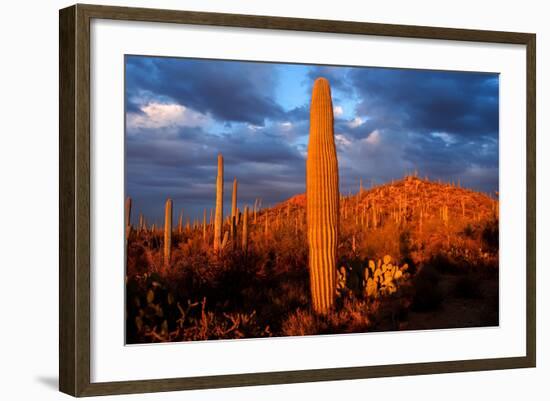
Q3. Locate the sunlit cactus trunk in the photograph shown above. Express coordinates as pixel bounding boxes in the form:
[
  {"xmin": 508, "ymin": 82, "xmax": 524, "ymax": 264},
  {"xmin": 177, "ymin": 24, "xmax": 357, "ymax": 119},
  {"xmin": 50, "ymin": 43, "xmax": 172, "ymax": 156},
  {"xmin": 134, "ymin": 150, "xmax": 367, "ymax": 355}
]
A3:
[
  {"xmin": 242, "ymin": 206, "xmax": 249, "ymax": 252},
  {"xmin": 214, "ymin": 154, "xmax": 224, "ymax": 251},
  {"xmin": 163, "ymin": 199, "xmax": 173, "ymax": 268},
  {"xmin": 306, "ymin": 77, "xmax": 340, "ymax": 315}
]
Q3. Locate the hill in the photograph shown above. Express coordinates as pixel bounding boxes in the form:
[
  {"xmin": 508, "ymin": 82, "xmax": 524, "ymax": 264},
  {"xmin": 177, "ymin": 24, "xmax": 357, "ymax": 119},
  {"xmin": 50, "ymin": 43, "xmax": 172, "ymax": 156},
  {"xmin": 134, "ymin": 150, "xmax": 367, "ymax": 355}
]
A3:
[{"xmin": 265, "ymin": 174, "xmax": 499, "ymax": 267}]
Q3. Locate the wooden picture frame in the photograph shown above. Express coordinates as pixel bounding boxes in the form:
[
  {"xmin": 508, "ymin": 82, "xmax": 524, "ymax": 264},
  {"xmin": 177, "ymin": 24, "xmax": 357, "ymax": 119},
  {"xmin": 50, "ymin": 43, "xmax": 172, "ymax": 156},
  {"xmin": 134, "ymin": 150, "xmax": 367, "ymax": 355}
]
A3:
[{"xmin": 59, "ymin": 3, "xmax": 536, "ymax": 397}]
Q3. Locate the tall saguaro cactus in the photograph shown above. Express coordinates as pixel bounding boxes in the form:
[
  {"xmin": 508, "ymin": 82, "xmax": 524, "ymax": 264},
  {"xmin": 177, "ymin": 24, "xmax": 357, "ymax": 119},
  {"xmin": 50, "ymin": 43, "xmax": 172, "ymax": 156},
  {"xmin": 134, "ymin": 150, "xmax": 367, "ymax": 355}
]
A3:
[
  {"xmin": 306, "ymin": 77, "xmax": 340, "ymax": 315},
  {"xmin": 164, "ymin": 198, "xmax": 173, "ymax": 268},
  {"xmin": 214, "ymin": 154, "xmax": 224, "ymax": 251}
]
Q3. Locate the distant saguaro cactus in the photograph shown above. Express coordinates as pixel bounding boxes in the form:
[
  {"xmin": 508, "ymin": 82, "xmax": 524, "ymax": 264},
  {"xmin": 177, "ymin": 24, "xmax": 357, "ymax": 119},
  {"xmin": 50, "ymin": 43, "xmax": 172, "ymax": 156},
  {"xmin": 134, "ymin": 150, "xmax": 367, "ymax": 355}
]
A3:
[
  {"xmin": 214, "ymin": 154, "xmax": 224, "ymax": 251},
  {"xmin": 125, "ymin": 196, "xmax": 132, "ymax": 238},
  {"xmin": 242, "ymin": 206, "xmax": 249, "ymax": 252},
  {"xmin": 203, "ymin": 208, "xmax": 207, "ymax": 241},
  {"xmin": 306, "ymin": 77, "xmax": 340, "ymax": 315},
  {"xmin": 231, "ymin": 178, "xmax": 238, "ymax": 239},
  {"xmin": 125, "ymin": 197, "xmax": 132, "ymax": 266},
  {"xmin": 164, "ymin": 199, "xmax": 173, "ymax": 268},
  {"xmin": 221, "ymin": 231, "xmax": 229, "ymax": 249}
]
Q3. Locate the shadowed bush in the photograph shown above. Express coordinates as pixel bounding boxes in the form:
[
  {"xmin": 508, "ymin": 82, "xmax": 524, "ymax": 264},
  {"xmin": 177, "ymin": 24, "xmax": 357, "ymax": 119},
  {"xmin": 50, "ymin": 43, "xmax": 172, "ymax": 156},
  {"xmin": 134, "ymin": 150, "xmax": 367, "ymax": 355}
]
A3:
[
  {"xmin": 411, "ymin": 266, "xmax": 443, "ymax": 312},
  {"xmin": 453, "ymin": 275, "xmax": 482, "ymax": 299}
]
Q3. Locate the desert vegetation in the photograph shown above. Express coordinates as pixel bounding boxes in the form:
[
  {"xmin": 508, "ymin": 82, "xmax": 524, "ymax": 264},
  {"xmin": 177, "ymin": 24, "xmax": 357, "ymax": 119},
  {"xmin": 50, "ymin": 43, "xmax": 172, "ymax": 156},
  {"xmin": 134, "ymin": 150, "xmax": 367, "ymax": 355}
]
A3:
[{"xmin": 125, "ymin": 78, "xmax": 499, "ymax": 344}]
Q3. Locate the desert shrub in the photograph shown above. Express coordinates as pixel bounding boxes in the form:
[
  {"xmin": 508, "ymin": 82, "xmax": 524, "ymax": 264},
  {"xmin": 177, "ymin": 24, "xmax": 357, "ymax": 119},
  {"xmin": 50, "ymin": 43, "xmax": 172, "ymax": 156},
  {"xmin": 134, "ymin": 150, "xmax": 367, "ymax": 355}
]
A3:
[
  {"xmin": 281, "ymin": 309, "xmax": 318, "ymax": 336},
  {"xmin": 282, "ymin": 298, "xmax": 372, "ymax": 337},
  {"xmin": 462, "ymin": 223, "xmax": 475, "ymax": 238},
  {"xmin": 399, "ymin": 229, "xmax": 412, "ymax": 260},
  {"xmin": 426, "ymin": 253, "xmax": 461, "ymax": 274},
  {"xmin": 126, "ymin": 243, "xmax": 151, "ymax": 275},
  {"xmin": 453, "ymin": 275, "xmax": 482, "ymax": 299},
  {"xmin": 401, "ymin": 255, "xmax": 417, "ymax": 275},
  {"xmin": 482, "ymin": 219, "xmax": 499, "ymax": 251},
  {"xmin": 411, "ymin": 266, "xmax": 443, "ymax": 312}
]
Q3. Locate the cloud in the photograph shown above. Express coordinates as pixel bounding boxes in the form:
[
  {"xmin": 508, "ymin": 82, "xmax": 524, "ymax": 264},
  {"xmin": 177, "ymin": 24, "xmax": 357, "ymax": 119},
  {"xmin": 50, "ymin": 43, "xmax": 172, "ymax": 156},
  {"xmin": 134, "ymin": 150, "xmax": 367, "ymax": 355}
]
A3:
[
  {"xmin": 364, "ymin": 129, "xmax": 381, "ymax": 145},
  {"xmin": 126, "ymin": 56, "xmax": 288, "ymax": 126},
  {"xmin": 127, "ymin": 102, "xmax": 210, "ymax": 130},
  {"xmin": 349, "ymin": 68, "xmax": 499, "ymax": 139},
  {"xmin": 335, "ymin": 133, "xmax": 352, "ymax": 148},
  {"xmin": 280, "ymin": 121, "xmax": 293, "ymax": 130},
  {"xmin": 333, "ymin": 105, "xmax": 344, "ymax": 117},
  {"xmin": 347, "ymin": 116, "xmax": 365, "ymax": 129},
  {"xmin": 431, "ymin": 132, "xmax": 457, "ymax": 147}
]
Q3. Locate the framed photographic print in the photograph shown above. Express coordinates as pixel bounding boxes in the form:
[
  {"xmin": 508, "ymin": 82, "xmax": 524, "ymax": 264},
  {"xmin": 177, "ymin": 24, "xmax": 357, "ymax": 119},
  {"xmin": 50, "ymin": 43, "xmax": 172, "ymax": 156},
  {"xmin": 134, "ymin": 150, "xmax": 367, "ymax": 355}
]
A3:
[{"xmin": 59, "ymin": 4, "xmax": 536, "ymax": 397}]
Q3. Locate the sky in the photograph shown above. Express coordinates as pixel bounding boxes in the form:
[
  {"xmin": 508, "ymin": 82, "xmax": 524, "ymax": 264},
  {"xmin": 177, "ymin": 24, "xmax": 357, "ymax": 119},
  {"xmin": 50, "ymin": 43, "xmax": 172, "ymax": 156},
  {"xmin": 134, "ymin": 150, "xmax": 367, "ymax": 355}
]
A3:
[{"xmin": 125, "ymin": 55, "xmax": 499, "ymax": 225}]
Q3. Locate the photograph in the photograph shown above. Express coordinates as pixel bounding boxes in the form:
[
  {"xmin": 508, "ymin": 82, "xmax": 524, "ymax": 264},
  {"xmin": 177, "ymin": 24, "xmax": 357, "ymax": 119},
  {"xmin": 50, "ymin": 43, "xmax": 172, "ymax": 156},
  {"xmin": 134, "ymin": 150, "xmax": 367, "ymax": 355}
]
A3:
[{"xmin": 124, "ymin": 55, "xmax": 500, "ymax": 344}]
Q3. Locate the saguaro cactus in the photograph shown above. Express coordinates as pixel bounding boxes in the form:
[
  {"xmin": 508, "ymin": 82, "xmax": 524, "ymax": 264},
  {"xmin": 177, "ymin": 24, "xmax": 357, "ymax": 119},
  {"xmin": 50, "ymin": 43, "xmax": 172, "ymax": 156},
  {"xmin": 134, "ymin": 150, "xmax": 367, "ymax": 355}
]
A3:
[
  {"xmin": 125, "ymin": 196, "xmax": 132, "ymax": 237},
  {"xmin": 164, "ymin": 198, "xmax": 173, "ymax": 268},
  {"xmin": 202, "ymin": 209, "xmax": 207, "ymax": 241},
  {"xmin": 221, "ymin": 231, "xmax": 229, "ymax": 249},
  {"xmin": 242, "ymin": 205, "xmax": 249, "ymax": 252},
  {"xmin": 138, "ymin": 212, "xmax": 143, "ymax": 233},
  {"xmin": 214, "ymin": 154, "xmax": 224, "ymax": 251},
  {"xmin": 306, "ymin": 77, "xmax": 340, "ymax": 315},
  {"xmin": 125, "ymin": 197, "xmax": 132, "ymax": 266},
  {"xmin": 231, "ymin": 178, "xmax": 238, "ymax": 238}
]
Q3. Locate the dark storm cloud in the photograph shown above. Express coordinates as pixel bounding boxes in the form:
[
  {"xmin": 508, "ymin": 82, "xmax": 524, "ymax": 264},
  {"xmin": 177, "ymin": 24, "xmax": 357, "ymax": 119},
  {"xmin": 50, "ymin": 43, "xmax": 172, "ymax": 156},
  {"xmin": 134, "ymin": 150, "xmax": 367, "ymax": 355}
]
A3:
[
  {"xmin": 327, "ymin": 67, "xmax": 499, "ymax": 197},
  {"xmin": 126, "ymin": 56, "xmax": 287, "ymax": 126},
  {"xmin": 306, "ymin": 65, "xmax": 354, "ymax": 93},
  {"xmin": 125, "ymin": 124, "xmax": 305, "ymax": 223},
  {"xmin": 350, "ymin": 68, "xmax": 499, "ymax": 138}
]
